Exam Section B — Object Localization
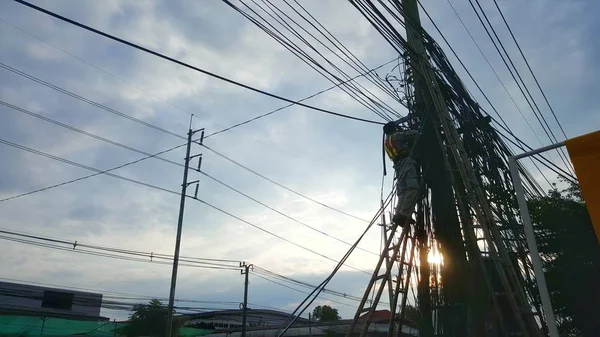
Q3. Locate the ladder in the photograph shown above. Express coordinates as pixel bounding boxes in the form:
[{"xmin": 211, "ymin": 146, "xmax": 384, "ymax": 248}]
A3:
[{"xmin": 344, "ymin": 218, "xmax": 416, "ymax": 337}]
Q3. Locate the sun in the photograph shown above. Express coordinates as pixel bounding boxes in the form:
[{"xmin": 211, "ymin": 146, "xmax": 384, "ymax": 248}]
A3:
[{"xmin": 427, "ymin": 250, "xmax": 444, "ymax": 265}]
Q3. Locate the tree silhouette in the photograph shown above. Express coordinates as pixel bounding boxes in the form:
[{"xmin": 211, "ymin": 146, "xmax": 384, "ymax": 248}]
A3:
[
  {"xmin": 124, "ymin": 299, "xmax": 179, "ymax": 337},
  {"xmin": 312, "ymin": 305, "xmax": 341, "ymax": 321},
  {"xmin": 529, "ymin": 180, "xmax": 600, "ymax": 336}
]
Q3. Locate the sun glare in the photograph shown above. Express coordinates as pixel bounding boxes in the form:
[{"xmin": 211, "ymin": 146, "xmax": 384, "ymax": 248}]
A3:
[{"xmin": 427, "ymin": 250, "xmax": 444, "ymax": 265}]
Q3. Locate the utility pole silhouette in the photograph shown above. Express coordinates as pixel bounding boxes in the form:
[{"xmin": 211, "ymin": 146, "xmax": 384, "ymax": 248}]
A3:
[
  {"xmin": 165, "ymin": 126, "xmax": 204, "ymax": 337},
  {"xmin": 241, "ymin": 262, "xmax": 253, "ymax": 337}
]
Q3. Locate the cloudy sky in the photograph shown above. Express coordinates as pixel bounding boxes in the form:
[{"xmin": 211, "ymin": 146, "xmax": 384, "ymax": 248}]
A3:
[{"xmin": 0, "ymin": 0, "xmax": 598, "ymax": 322}]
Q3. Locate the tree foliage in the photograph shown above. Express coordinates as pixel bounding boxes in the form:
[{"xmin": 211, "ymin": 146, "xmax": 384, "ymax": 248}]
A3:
[
  {"xmin": 124, "ymin": 299, "xmax": 179, "ymax": 337},
  {"xmin": 312, "ymin": 305, "xmax": 341, "ymax": 321},
  {"xmin": 528, "ymin": 181, "xmax": 600, "ymax": 336}
]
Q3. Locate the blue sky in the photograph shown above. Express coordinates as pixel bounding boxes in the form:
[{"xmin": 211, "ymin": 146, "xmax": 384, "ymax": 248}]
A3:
[{"xmin": 0, "ymin": 0, "xmax": 598, "ymax": 321}]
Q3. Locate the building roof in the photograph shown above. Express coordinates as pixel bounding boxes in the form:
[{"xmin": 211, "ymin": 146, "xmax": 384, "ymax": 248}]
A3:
[
  {"xmin": 178, "ymin": 309, "xmax": 309, "ymax": 322},
  {"xmin": 358, "ymin": 309, "xmax": 391, "ymax": 323}
]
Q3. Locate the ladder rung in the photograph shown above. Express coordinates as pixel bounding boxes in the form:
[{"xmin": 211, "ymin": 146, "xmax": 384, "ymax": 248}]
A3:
[
  {"xmin": 375, "ymin": 274, "xmax": 386, "ymax": 281},
  {"xmin": 360, "ymin": 307, "xmax": 371, "ymax": 313}
]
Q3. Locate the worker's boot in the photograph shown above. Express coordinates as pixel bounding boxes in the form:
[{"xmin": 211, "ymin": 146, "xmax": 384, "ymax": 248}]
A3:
[{"xmin": 392, "ymin": 213, "xmax": 415, "ymax": 226}]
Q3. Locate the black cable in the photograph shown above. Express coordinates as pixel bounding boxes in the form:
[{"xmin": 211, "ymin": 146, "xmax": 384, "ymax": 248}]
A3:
[
  {"xmin": 0, "ymin": 229, "xmax": 241, "ymax": 268},
  {"xmin": 13, "ymin": 0, "xmax": 384, "ymax": 126},
  {"xmin": 0, "ymin": 62, "xmax": 186, "ymax": 140},
  {"xmin": 0, "ymin": 228, "xmax": 368, "ymax": 306},
  {"xmin": 0, "ymin": 141, "xmax": 186, "ymax": 203},
  {"xmin": 441, "ymin": 0, "xmax": 545, "ymax": 147},
  {"xmin": 0, "ymin": 137, "xmax": 371, "ymax": 273},
  {"xmin": 467, "ymin": 0, "xmax": 574, "ymax": 174},
  {"xmin": 491, "ymin": 0, "xmax": 569, "ymax": 141},
  {"xmin": 249, "ymin": 0, "xmax": 401, "ymax": 119},
  {"xmin": 0, "ymin": 235, "xmax": 240, "ymax": 271},
  {"xmin": 3, "ymin": 16, "xmax": 393, "ymax": 141},
  {"xmin": 205, "ymin": 56, "xmax": 400, "ymax": 138},
  {"xmin": 0, "ymin": 100, "xmax": 185, "ymax": 167},
  {"xmin": 3, "ymin": 99, "xmax": 378, "ymax": 253},
  {"xmin": 290, "ymin": 0, "xmax": 399, "ymax": 101},
  {"xmin": 201, "ymin": 144, "xmax": 370, "ymax": 223},
  {"xmin": 226, "ymin": 0, "xmax": 395, "ymax": 122},
  {"xmin": 251, "ymin": 273, "xmax": 357, "ymax": 308},
  {"xmin": 0, "ymin": 17, "xmax": 195, "ymax": 120},
  {"xmin": 193, "ymin": 198, "xmax": 371, "ymax": 275},
  {"xmin": 415, "ymin": 1, "xmax": 553, "ymax": 189},
  {"xmin": 200, "ymin": 171, "xmax": 378, "ymax": 256},
  {"xmin": 252, "ymin": 266, "xmax": 368, "ymax": 303}
]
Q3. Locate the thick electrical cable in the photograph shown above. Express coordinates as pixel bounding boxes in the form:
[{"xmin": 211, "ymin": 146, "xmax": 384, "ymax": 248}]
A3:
[
  {"xmin": 247, "ymin": 0, "xmax": 401, "ymax": 119},
  {"xmin": 0, "ymin": 16, "xmax": 195, "ymax": 120},
  {"xmin": 205, "ymin": 56, "xmax": 400, "ymax": 138},
  {"xmin": 13, "ymin": 0, "xmax": 383, "ymax": 125},
  {"xmin": 227, "ymin": 0, "xmax": 395, "ymax": 122}
]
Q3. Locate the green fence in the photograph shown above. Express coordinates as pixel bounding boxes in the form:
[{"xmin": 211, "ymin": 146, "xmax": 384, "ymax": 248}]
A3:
[{"xmin": 0, "ymin": 315, "xmax": 214, "ymax": 336}]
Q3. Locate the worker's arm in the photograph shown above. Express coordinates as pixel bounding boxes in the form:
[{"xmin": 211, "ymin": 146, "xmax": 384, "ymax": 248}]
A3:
[{"xmin": 391, "ymin": 129, "xmax": 418, "ymax": 143}]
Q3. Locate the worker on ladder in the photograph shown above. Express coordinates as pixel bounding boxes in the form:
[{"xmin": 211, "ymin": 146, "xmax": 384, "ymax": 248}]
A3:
[{"xmin": 383, "ymin": 121, "xmax": 418, "ymax": 226}]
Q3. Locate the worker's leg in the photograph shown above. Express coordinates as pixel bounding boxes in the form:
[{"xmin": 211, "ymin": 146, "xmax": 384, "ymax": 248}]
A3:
[
  {"xmin": 395, "ymin": 163, "xmax": 406, "ymax": 217},
  {"xmin": 396, "ymin": 157, "xmax": 418, "ymax": 217}
]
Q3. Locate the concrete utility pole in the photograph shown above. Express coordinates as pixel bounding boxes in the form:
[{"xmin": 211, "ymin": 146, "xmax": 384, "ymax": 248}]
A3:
[
  {"xmin": 241, "ymin": 262, "xmax": 253, "ymax": 337},
  {"xmin": 166, "ymin": 127, "xmax": 204, "ymax": 337}
]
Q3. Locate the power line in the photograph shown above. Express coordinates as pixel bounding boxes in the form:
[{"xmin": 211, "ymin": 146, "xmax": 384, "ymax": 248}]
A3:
[
  {"xmin": 251, "ymin": 273, "xmax": 357, "ymax": 309},
  {"xmin": 0, "ymin": 142, "xmax": 186, "ymax": 203},
  {"xmin": 490, "ymin": 0, "xmax": 569, "ymax": 140},
  {"xmin": 252, "ymin": 266, "xmax": 367, "ymax": 303},
  {"xmin": 414, "ymin": 1, "xmax": 553, "ymax": 189},
  {"xmin": 0, "ymin": 228, "xmax": 241, "ymax": 266},
  {"xmin": 0, "ymin": 137, "xmax": 371, "ymax": 273},
  {"xmin": 231, "ymin": 0, "xmax": 401, "ymax": 121},
  {"xmin": 200, "ymin": 170, "xmax": 379, "ymax": 256},
  {"xmin": 0, "ymin": 62, "xmax": 185, "ymax": 140},
  {"xmin": 466, "ymin": 0, "xmax": 574, "ymax": 175},
  {"xmin": 192, "ymin": 198, "xmax": 371, "ymax": 275},
  {"xmin": 202, "ymin": 144, "xmax": 370, "ymax": 223},
  {"xmin": 2, "ymin": 16, "xmax": 397, "ymax": 139},
  {"xmin": 205, "ymin": 56, "xmax": 400, "ymax": 138},
  {"xmin": 2, "ymin": 99, "xmax": 377, "ymax": 252},
  {"xmin": 0, "ymin": 230, "xmax": 369, "ymax": 306},
  {"xmin": 0, "ymin": 234, "xmax": 240, "ymax": 271},
  {"xmin": 0, "ymin": 16, "xmax": 194, "ymax": 120},
  {"xmin": 0, "ymin": 100, "xmax": 184, "ymax": 167},
  {"xmin": 13, "ymin": 0, "xmax": 384, "ymax": 126}
]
